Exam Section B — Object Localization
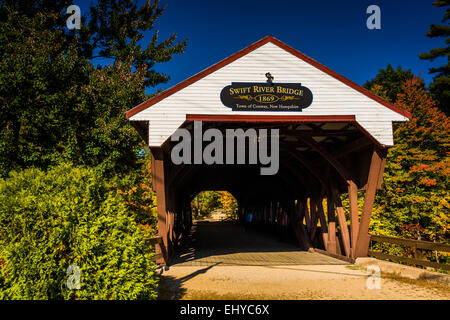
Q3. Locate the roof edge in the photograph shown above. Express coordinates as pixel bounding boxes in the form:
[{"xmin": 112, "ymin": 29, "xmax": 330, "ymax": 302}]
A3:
[
  {"xmin": 126, "ymin": 35, "xmax": 276, "ymax": 119},
  {"xmin": 267, "ymin": 37, "xmax": 412, "ymax": 120},
  {"xmin": 126, "ymin": 35, "xmax": 412, "ymax": 120}
]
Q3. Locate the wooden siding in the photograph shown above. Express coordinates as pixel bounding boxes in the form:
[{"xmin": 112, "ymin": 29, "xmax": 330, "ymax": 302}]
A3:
[{"xmin": 129, "ymin": 42, "xmax": 408, "ymax": 146}]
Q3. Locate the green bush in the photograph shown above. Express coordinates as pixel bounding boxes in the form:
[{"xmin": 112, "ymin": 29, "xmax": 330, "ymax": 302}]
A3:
[{"xmin": 0, "ymin": 164, "xmax": 157, "ymax": 299}]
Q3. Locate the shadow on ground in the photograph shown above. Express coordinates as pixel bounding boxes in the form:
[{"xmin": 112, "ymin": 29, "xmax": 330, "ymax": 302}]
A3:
[
  {"xmin": 158, "ymin": 263, "xmax": 220, "ymax": 300},
  {"xmin": 171, "ymin": 221, "xmax": 346, "ymax": 266}
]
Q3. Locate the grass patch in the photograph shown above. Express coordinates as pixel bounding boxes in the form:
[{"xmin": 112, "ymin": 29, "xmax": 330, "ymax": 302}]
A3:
[
  {"xmin": 345, "ymin": 264, "xmax": 450, "ymax": 297},
  {"xmin": 381, "ymin": 272, "xmax": 450, "ymax": 295}
]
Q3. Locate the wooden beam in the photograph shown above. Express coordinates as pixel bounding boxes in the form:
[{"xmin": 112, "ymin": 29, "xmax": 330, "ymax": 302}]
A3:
[
  {"xmin": 289, "ymin": 202, "xmax": 312, "ymax": 250},
  {"xmin": 330, "ymin": 136, "xmax": 373, "ymax": 159},
  {"xmin": 277, "ymin": 170, "xmax": 305, "ymax": 198},
  {"xmin": 313, "ymin": 248, "xmax": 354, "ymax": 263},
  {"xmin": 334, "ymin": 191, "xmax": 351, "ymax": 258},
  {"xmin": 368, "ymin": 251, "xmax": 450, "ymax": 271},
  {"xmin": 150, "ymin": 150, "xmax": 156, "ymax": 193},
  {"xmin": 355, "ymin": 148, "xmax": 385, "ymax": 257},
  {"xmin": 326, "ymin": 191, "xmax": 337, "ymax": 254},
  {"xmin": 130, "ymin": 120, "xmax": 149, "ymax": 145},
  {"xmin": 316, "ymin": 196, "xmax": 328, "ymax": 251},
  {"xmin": 309, "ymin": 197, "xmax": 319, "ymax": 242},
  {"xmin": 150, "ymin": 148, "xmax": 169, "ymax": 265},
  {"xmin": 186, "ymin": 114, "xmax": 356, "ymax": 123},
  {"xmin": 280, "ymin": 157, "xmax": 317, "ymax": 192},
  {"xmin": 370, "ymin": 234, "xmax": 450, "ymax": 252},
  {"xmin": 166, "ymin": 191, "xmax": 176, "ymax": 253},
  {"xmin": 302, "ymin": 198, "xmax": 312, "ymax": 234},
  {"xmin": 174, "ymin": 164, "xmax": 200, "ymax": 192},
  {"xmin": 284, "ymin": 148, "xmax": 328, "ymax": 188},
  {"xmin": 167, "ymin": 163, "xmax": 187, "ymax": 186},
  {"xmin": 348, "ymin": 180, "xmax": 359, "ymax": 258},
  {"xmin": 298, "ymin": 135, "xmax": 352, "ymax": 184},
  {"xmin": 280, "ymin": 129, "xmax": 358, "ymax": 137},
  {"xmin": 376, "ymin": 151, "xmax": 388, "ymax": 189}
]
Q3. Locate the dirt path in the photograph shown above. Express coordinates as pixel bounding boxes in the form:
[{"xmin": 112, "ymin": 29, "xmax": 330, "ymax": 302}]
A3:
[
  {"xmin": 160, "ymin": 264, "xmax": 450, "ymax": 300},
  {"xmin": 160, "ymin": 222, "xmax": 449, "ymax": 300}
]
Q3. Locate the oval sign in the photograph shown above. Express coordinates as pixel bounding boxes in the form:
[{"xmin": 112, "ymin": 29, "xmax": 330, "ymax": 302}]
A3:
[
  {"xmin": 254, "ymin": 94, "xmax": 279, "ymax": 103},
  {"xmin": 220, "ymin": 82, "xmax": 313, "ymax": 111}
]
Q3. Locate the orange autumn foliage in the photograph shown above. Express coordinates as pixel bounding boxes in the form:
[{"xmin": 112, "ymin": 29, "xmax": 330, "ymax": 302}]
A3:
[{"xmin": 371, "ymin": 77, "xmax": 449, "ymax": 247}]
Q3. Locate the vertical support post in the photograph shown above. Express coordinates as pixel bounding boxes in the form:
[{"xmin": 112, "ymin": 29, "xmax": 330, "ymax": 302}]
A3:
[
  {"xmin": 326, "ymin": 191, "xmax": 337, "ymax": 254},
  {"xmin": 316, "ymin": 197, "xmax": 328, "ymax": 251},
  {"xmin": 334, "ymin": 192, "xmax": 351, "ymax": 258},
  {"xmin": 166, "ymin": 191, "xmax": 175, "ymax": 252},
  {"xmin": 303, "ymin": 198, "xmax": 312, "ymax": 234},
  {"xmin": 348, "ymin": 180, "xmax": 359, "ymax": 258},
  {"xmin": 355, "ymin": 148, "xmax": 386, "ymax": 257},
  {"xmin": 290, "ymin": 201, "xmax": 312, "ymax": 250},
  {"xmin": 309, "ymin": 196, "xmax": 319, "ymax": 242},
  {"xmin": 150, "ymin": 147, "xmax": 169, "ymax": 265}
]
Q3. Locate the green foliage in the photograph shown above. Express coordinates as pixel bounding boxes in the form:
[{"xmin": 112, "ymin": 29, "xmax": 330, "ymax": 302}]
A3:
[
  {"xmin": 0, "ymin": 6, "xmax": 145, "ymax": 177},
  {"xmin": 419, "ymin": 0, "xmax": 450, "ymax": 114},
  {"xmin": 0, "ymin": 8, "xmax": 89, "ymax": 175},
  {"xmin": 217, "ymin": 191, "xmax": 239, "ymax": 219},
  {"xmin": 0, "ymin": 1, "xmax": 186, "ymax": 177},
  {"xmin": 0, "ymin": 0, "xmax": 183, "ymax": 299},
  {"xmin": 0, "ymin": 0, "xmax": 187, "ymax": 86},
  {"xmin": 191, "ymin": 191, "xmax": 221, "ymax": 219},
  {"xmin": 0, "ymin": 164, "xmax": 158, "ymax": 299},
  {"xmin": 190, "ymin": 191, "xmax": 238, "ymax": 220},
  {"xmin": 82, "ymin": 0, "xmax": 187, "ymax": 87},
  {"xmin": 69, "ymin": 59, "xmax": 147, "ymax": 177},
  {"xmin": 114, "ymin": 150, "xmax": 158, "ymax": 228},
  {"xmin": 370, "ymin": 77, "xmax": 450, "ymax": 248},
  {"xmin": 428, "ymin": 74, "xmax": 450, "ymax": 116},
  {"xmin": 363, "ymin": 64, "xmax": 416, "ymax": 103}
]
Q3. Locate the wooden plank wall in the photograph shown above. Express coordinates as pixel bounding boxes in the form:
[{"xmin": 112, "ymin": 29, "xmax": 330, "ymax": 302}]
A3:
[
  {"xmin": 150, "ymin": 143, "xmax": 388, "ymax": 265},
  {"xmin": 129, "ymin": 42, "xmax": 408, "ymax": 147}
]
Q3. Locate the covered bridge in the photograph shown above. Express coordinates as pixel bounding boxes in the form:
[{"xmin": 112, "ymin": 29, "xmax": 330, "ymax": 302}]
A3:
[{"xmin": 126, "ymin": 36, "xmax": 411, "ymax": 265}]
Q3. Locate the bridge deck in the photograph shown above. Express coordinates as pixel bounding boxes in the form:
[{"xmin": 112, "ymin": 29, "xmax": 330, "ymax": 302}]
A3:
[{"xmin": 172, "ymin": 221, "xmax": 348, "ymax": 266}]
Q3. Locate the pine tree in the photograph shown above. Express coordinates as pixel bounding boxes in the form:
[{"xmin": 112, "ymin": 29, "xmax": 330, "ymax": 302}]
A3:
[
  {"xmin": 363, "ymin": 64, "xmax": 416, "ymax": 103},
  {"xmin": 0, "ymin": 1, "xmax": 186, "ymax": 176},
  {"xmin": 81, "ymin": 0, "xmax": 187, "ymax": 87},
  {"xmin": 419, "ymin": 0, "xmax": 450, "ymax": 115}
]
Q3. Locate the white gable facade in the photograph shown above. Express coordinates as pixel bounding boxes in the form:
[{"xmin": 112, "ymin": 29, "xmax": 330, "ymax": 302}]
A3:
[{"xmin": 128, "ymin": 38, "xmax": 409, "ymax": 147}]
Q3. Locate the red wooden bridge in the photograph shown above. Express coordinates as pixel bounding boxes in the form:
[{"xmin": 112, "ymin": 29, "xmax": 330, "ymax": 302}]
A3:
[{"xmin": 126, "ymin": 36, "xmax": 412, "ymax": 266}]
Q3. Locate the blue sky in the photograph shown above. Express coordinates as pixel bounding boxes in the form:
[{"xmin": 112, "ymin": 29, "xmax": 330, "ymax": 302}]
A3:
[{"xmin": 76, "ymin": 0, "xmax": 447, "ymax": 93}]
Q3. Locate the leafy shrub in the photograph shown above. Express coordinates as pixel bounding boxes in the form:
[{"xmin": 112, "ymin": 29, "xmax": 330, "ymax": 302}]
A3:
[
  {"xmin": 0, "ymin": 164, "xmax": 157, "ymax": 299},
  {"xmin": 113, "ymin": 152, "xmax": 158, "ymax": 228}
]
